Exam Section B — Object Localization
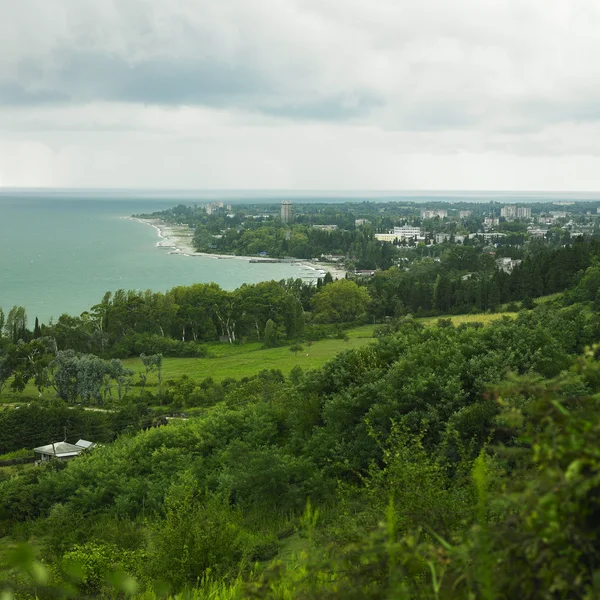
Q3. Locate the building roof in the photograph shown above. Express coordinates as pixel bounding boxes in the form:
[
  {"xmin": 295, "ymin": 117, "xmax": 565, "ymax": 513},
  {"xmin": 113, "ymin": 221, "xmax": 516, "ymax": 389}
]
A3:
[
  {"xmin": 33, "ymin": 441, "xmax": 84, "ymax": 458},
  {"xmin": 75, "ymin": 439, "xmax": 96, "ymax": 449}
]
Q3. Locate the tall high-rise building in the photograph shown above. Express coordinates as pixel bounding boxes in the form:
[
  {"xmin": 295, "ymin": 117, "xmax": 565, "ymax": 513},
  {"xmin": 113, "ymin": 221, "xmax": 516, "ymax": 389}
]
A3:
[
  {"xmin": 501, "ymin": 205, "xmax": 531, "ymax": 219},
  {"xmin": 281, "ymin": 201, "xmax": 294, "ymax": 224}
]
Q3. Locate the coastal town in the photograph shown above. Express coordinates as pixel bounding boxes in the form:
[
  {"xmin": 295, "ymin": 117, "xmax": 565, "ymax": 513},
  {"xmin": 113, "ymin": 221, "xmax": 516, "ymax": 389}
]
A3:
[{"xmin": 136, "ymin": 198, "xmax": 600, "ymax": 279}]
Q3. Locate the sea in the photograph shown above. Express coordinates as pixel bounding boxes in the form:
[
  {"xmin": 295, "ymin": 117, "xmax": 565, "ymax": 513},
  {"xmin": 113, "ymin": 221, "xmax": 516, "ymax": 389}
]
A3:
[{"xmin": 2, "ymin": 188, "xmax": 600, "ymax": 325}]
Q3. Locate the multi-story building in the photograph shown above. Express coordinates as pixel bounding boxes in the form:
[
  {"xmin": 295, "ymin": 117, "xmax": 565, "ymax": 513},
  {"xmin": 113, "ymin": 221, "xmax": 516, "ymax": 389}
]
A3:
[
  {"xmin": 459, "ymin": 211, "xmax": 472, "ymax": 219},
  {"xmin": 496, "ymin": 257, "xmax": 522, "ymax": 273},
  {"xmin": 281, "ymin": 201, "xmax": 294, "ymax": 224},
  {"xmin": 375, "ymin": 226, "xmax": 424, "ymax": 243},
  {"xmin": 375, "ymin": 233, "xmax": 400, "ymax": 242},
  {"xmin": 393, "ymin": 226, "xmax": 422, "ymax": 238},
  {"xmin": 528, "ymin": 228, "xmax": 547, "ymax": 238},
  {"xmin": 501, "ymin": 205, "xmax": 531, "ymax": 219},
  {"xmin": 420, "ymin": 209, "xmax": 448, "ymax": 219},
  {"xmin": 483, "ymin": 217, "xmax": 500, "ymax": 227},
  {"xmin": 516, "ymin": 207, "xmax": 532, "ymax": 218}
]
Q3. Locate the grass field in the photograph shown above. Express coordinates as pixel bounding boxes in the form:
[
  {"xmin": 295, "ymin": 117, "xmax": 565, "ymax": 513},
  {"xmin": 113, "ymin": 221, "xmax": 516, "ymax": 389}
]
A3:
[
  {"xmin": 122, "ymin": 326, "xmax": 378, "ymax": 387},
  {"xmin": 418, "ymin": 311, "xmax": 517, "ymax": 326},
  {"xmin": 0, "ymin": 315, "xmax": 517, "ymax": 401}
]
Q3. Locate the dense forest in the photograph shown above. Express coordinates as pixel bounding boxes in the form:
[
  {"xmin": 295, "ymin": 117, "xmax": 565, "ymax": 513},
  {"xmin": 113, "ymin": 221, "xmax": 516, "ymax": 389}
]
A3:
[{"xmin": 3, "ymin": 233, "xmax": 600, "ymax": 598}]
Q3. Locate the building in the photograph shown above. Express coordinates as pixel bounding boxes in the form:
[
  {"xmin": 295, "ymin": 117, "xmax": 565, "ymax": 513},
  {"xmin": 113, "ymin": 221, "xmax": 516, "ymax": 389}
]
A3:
[
  {"xmin": 393, "ymin": 226, "xmax": 422, "ymax": 238},
  {"xmin": 483, "ymin": 217, "xmax": 499, "ymax": 227},
  {"xmin": 313, "ymin": 224, "xmax": 338, "ymax": 231},
  {"xmin": 281, "ymin": 201, "xmax": 294, "ymax": 224},
  {"xmin": 375, "ymin": 233, "xmax": 400, "ymax": 242},
  {"xmin": 420, "ymin": 209, "xmax": 447, "ymax": 219},
  {"xmin": 375, "ymin": 226, "xmax": 424, "ymax": 243},
  {"xmin": 477, "ymin": 232, "xmax": 507, "ymax": 241},
  {"xmin": 459, "ymin": 211, "xmax": 472, "ymax": 219},
  {"xmin": 497, "ymin": 257, "xmax": 522, "ymax": 273},
  {"xmin": 33, "ymin": 439, "xmax": 96, "ymax": 463},
  {"xmin": 75, "ymin": 439, "xmax": 97, "ymax": 450},
  {"xmin": 517, "ymin": 207, "xmax": 532, "ymax": 218},
  {"xmin": 528, "ymin": 228, "xmax": 547, "ymax": 238},
  {"xmin": 501, "ymin": 205, "xmax": 531, "ymax": 219},
  {"xmin": 355, "ymin": 219, "xmax": 370, "ymax": 226}
]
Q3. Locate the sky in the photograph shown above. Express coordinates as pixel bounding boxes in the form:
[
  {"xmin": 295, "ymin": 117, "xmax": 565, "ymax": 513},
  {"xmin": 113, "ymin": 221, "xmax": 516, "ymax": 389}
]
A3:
[{"xmin": 1, "ymin": 0, "xmax": 600, "ymax": 191}]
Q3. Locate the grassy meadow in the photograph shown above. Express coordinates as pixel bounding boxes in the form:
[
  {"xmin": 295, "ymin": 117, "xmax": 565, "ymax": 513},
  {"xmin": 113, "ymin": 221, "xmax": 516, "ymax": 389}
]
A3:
[
  {"xmin": 0, "ymin": 314, "xmax": 517, "ymax": 403},
  {"xmin": 122, "ymin": 324, "xmax": 378, "ymax": 388}
]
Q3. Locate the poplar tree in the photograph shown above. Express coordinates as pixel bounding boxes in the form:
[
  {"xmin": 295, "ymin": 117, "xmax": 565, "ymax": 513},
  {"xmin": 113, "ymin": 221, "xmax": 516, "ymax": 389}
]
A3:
[{"xmin": 33, "ymin": 317, "xmax": 41, "ymax": 339}]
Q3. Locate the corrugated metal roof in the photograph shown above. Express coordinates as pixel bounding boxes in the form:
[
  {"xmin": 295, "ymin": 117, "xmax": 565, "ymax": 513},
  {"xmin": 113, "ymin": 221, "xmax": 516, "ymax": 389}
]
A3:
[
  {"xmin": 75, "ymin": 439, "xmax": 95, "ymax": 449},
  {"xmin": 33, "ymin": 441, "xmax": 84, "ymax": 457}
]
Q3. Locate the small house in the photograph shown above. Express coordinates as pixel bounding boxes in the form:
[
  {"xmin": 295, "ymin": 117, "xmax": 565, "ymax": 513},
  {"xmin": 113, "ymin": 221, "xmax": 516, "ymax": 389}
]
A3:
[
  {"xmin": 34, "ymin": 441, "xmax": 85, "ymax": 462},
  {"xmin": 34, "ymin": 439, "xmax": 97, "ymax": 463}
]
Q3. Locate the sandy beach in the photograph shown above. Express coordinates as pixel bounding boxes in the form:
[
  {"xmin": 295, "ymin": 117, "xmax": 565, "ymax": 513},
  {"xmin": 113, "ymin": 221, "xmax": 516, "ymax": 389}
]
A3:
[{"xmin": 128, "ymin": 217, "xmax": 347, "ymax": 281}]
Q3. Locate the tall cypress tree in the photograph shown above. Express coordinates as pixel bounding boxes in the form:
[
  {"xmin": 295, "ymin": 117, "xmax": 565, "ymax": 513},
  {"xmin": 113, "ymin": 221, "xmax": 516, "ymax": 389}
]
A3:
[{"xmin": 33, "ymin": 317, "xmax": 41, "ymax": 339}]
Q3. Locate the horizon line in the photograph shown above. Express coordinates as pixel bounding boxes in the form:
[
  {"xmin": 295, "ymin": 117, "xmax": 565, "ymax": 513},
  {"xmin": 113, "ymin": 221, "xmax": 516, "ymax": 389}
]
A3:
[{"xmin": 2, "ymin": 187, "xmax": 600, "ymax": 194}]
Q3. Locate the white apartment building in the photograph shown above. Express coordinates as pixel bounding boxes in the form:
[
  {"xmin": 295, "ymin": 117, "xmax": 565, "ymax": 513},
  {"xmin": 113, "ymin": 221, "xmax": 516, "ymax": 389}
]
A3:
[
  {"xmin": 375, "ymin": 225, "xmax": 424, "ymax": 243},
  {"xmin": 501, "ymin": 205, "xmax": 531, "ymax": 219},
  {"xmin": 393, "ymin": 226, "xmax": 422, "ymax": 238},
  {"xmin": 420, "ymin": 209, "xmax": 448, "ymax": 219}
]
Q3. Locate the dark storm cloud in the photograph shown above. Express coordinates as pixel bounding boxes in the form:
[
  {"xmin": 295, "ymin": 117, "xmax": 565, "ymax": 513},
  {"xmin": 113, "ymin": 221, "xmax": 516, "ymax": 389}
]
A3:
[
  {"xmin": 2, "ymin": 0, "xmax": 600, "ymax": 130},
  {"xmin": 0, "ymin": 82, "xmax": 69, "ymax": 105},
  {"xmin": 0, "ymin": 50, "xmax": 381, "ymax": 121}
]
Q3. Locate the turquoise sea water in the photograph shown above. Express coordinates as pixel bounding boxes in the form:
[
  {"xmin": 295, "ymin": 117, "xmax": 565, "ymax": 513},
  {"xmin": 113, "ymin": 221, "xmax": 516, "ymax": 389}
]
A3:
[
  {"xmin": 0, "ymin": 190, "xmax": 322, "ymax": 324},
  {"xmin": 2, "ymin": 189, "xmax": 600, "ymax": 325}
]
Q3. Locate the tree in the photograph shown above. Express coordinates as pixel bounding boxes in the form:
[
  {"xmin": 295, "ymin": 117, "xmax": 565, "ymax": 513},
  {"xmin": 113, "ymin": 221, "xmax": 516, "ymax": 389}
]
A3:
[
  {"xmin": 432, "ymin": 273, "xmax": 452, "ymax": 313},
  {"xmin": 47, "ymin": 350, "xmax": 112, "ymax": 405},
  {"xmin": 108, "ymin": 359, "xmax": 134, "ymax": 401},
  {"xmin": 263, "ymin": 320, "xmax": 279, "ymax": 348},
  {"xmin": 3, "ymin": 306, "xmax": 27, "ymax": 341},
  {"xmin": 311, "ymin": 279, "xmax": 371, "ymax": 323},
  {"xmin": 289, "ymin": 344, "xmax": 304, "ymax": 356},
  {"xmin": 33, "ymin": 317, "xmax": 41, "ymax": 339},
  {"xmin": 0, "ymin": 355, "xmax": 12, "ymax": 396},
  {"xmin": 0, "ymin": 308, "xmax": 4, "ymax": 338}
]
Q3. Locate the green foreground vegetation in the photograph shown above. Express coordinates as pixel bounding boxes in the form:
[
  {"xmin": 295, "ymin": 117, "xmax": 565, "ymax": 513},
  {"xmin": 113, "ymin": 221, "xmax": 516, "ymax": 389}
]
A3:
[
  {"xmin": 0, "ymin": 326, "xmax": 375, "ymax": 404},
  {"xmin": 1, "ymin": 317, "xmax": 516, "ymax": 403},
  {"xmin": 4, "ymin": 221, "xmax": 600, "ymax": 598},
  {"xmin": 2, "ymin": 299, "xmax": 600, "ymax": 598}
]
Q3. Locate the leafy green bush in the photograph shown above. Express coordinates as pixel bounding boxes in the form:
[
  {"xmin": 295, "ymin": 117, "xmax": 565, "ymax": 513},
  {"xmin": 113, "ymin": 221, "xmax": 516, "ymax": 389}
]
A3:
[{"xmin": 110, "ymin": 334, "xmax": 209, "ymax": 358}]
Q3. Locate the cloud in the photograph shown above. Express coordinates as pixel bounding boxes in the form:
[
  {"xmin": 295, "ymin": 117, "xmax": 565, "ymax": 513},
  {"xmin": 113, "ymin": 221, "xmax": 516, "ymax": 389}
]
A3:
[
  {"xmin": 1, "ymin": 0, "xmax": 599, "ymax": 129},
  {"xmin": 1, "ymin": 0, "xmax": 600, "ymax": 188}
]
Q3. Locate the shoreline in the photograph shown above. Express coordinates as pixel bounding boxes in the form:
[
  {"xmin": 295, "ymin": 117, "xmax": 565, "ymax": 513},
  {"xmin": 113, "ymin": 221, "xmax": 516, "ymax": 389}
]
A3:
[{"xmin": 126, "ymin": 217, "xmax": 347, "ymax": 280}]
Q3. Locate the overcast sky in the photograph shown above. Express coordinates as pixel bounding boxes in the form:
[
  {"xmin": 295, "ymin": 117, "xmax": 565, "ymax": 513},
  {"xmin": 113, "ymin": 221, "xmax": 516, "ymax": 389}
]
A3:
[{"xmin": 1, "ymin": 0, "xmax": 600, "ymax": 190}]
